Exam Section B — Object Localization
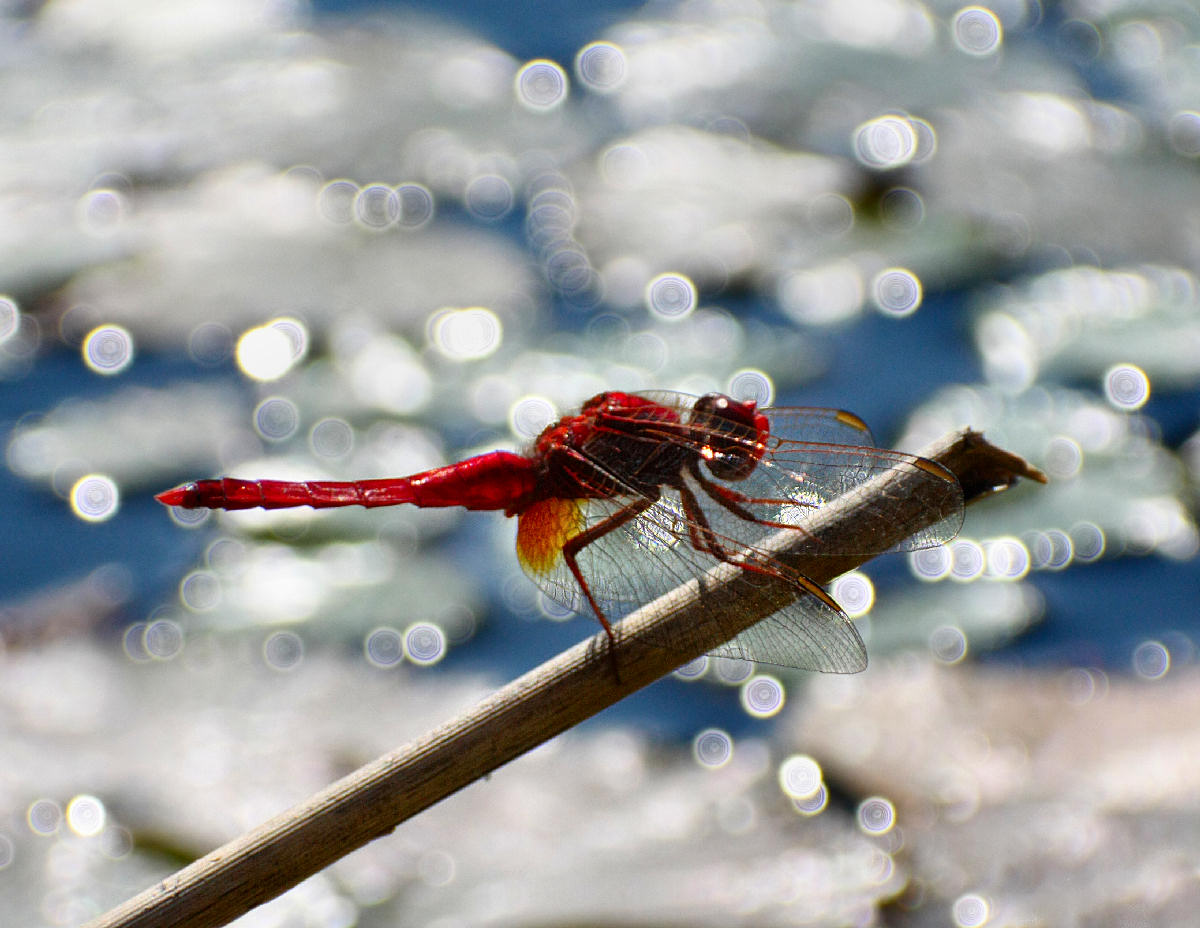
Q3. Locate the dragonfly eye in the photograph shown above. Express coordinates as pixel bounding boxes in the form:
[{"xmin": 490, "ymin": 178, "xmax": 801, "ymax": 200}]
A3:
[{"xmin": 693, "ymin": 393, "xmax": 768, "ymax": 480}]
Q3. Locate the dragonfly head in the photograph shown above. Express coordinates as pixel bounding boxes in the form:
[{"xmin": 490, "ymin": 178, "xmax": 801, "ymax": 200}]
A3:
[{"xmin": 692, "ymin": 393, "xmax": 769, "ymax": 480}]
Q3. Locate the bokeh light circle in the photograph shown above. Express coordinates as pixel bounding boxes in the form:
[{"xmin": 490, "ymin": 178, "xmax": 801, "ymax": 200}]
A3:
[
  {"xmin": 168, "ymin": 503, "xmax": 211, "ymax": 528},
  {"xmin": 1033, "ymin": 529, "xmax": 1074, "ymax": 570},
  {"xmin": 692, "ymin": 728, "xmax": 733, "ymax": 768},
  {"xmin": 1043, "ymin": 436, "xmax": 1083, "ymax": 479},
  {"xmin": 910, "ymin": 544, "xmax": 953, "ymax": 580},
  {"xmin": 857, "ymin": 796, "xmax": 896, "ymax": 834},
  {"xmin": 1061, "ymin": 666, "xmax": 1108, "ymax": 706},
  {"xmin": 144, "ymin": 619, "xmax": 184, "ymax": 659},
  {"xmin": 645, "ymin": 273, "xmax": 696, "ymax": 320},
  {"xmin": 953, "ymin": 7, "xmax": 1003, "ymax": 56},
  {"xmin": 187, "ymin": 322, "xmax": 234, "ymax": 366},
  {"xmin": 101, "ymin": 826, "xmax": 134, "ymax": 860},
  {"xmin": 404, "ymin": 622, "xmax": 447, "ymax": 665},
  {"xmin": 310, "ymin": 418, "xmax": 354, "ymax": 459},
  {"xmin": 778, "ymin": 754, "xmax": 823, "ymax": 799},
  {"xmin": 575, "ymin": 42, "xmax": 626, "ymax": 93},
  {"xmin": 318, "ymin": 179, "xmax": 359, "ymax": 223},
  {"xmin": 76, "ymin": 188, "xmax": 127, "ymax": 235},
  {"xmin": 418, "ymin": 849, "xmax": 457, "ymax": 887},
  {"xmin": 831, "ymin": 572, "xmax": 875, "ymax": 617},
  {"xmin": 930, "ymin": 625, "xmax": 969, "ymax": 664},
  {"xmin": 909, "ymin": 117, "xmax": 939, "ymax": 163},
  {"xmin": 600, "ymin": 143, "xmax": 650, "ymax": 188},
  {"xmin": 123, "ymin": 623, "xmax": 150, "ymax": 661},
  {"xmin": 950, "ymin": 539, "xmax": 986, "ymax": 580},
  {"xmin": 880, "ymin": 187, "xmax": 925, "ymax": 229},
  {"xmin": 66, "ymin": 795, "xmax": 106, "ymax": 837},
  {"xmin": 711, "ymin": 656, "xmax": 754, "ymax": 684},
  {"xmin": 391, "ymin": 183, "xmax": 433, "ymax": 230},
  {"xmin": 623, "ymin": 330, "xmax": 668, "ymax": 371},
  {"xmin": 82, "ymin": 325, "xmax": 134, "ymax": 374},
  {"xmin": 809, "ymin": 192, "xmax": 855, "ymax": 236},
  {"xmin": 872, "ymin": 268, "xmax": 923, "ymax": 316},
  {"xmin": 0, "ymin": 295, "xmax": 20, "ymax": 345},
  {"xmin": 237, "ymin": 317, "xmax": 308, "ymax": 382},
  {"xmin": 983, "ymin": 537, "xmax": 1031, "ymax": 579},
  {"xmin": 364, "ymin": 627, "xmax": 405, "ymax": 667},
  {"xmin": 180, "ymin": 570, "xmax": 221, "ymax": 612},
  {"xmin": 1132, "ymin": 640, "xmax": 1170, "ymax": 679},
  {"xmin": 254, "ymin": 397, "xmax": 300, "ymax": 441},
  {"xmin": 1104, "ymin": 364, "xmax": 1150, "ymax": 410},
  {"xmin": 430, "ymin": 306, "xmax": 503, "ymax": 360},
  {"xmin": 71, "ymin": 474, "xmax": 119, "ymax": 522},
  {"xmin": 740, "ymin": 674, "xmax": 785, "ymax": 718},
  {"xmin": 727, "ymin": 369, "xmax": 774, "ymax": 406},
  {"xmin": 264, "ymin": 631, "xmax": 305, "ymax": 671},
  {"xmin": 1069, "ymin": 522, "xmax": 1106, "ymax": 562},
  {"xmin": 537, "ymin": 590, "xmax": 575, "ymax": 622},
  {"xmin": 793, "ymin": 784, "xmax": 829, "ymax": 816},
  {"xmin": 465, "ymin": 174, "xmax": 514, "ymax": 221},
  {"xmin": 510, "ymin": 396, "xmax": 557, "ymax": 439},
  {"xmin": 853, "ymin": 116, "xmax": 917, "ymax": 169},
  {"xmin": 1167, "ymin": 111, "xmax": 1200, "ymax": 157},
  {"xmin": 27, "ymin": 799, "xmax": 62, "ymax": 836},
  {"xmin": 673, "ymin": 656, "xmax": 708, "ymax": 680},
  {"xmin": 515, "ymin": 59, "xmax": 568, "ymax": 111},
  {"xmin": 952, "ymin": 893, "xmax": 991, "ymax": 927},
  {"xmin": 354, "ymin": 183, "xmax": 401, "ymax": 229}
]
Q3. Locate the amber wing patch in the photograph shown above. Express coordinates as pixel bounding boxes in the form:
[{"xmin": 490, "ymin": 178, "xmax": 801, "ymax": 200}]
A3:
[{"xmin": 516, "ymin": 497, "xmax": 584, "ymax": 576}]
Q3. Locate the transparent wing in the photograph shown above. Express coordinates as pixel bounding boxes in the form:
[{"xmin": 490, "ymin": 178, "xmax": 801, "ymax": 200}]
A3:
[
  {"xmin": 627, "ymin": 392, "xmax": 962, "ymax": 554},
  {"xmin": 695, "ymin": 442, "xmax": 964, "ymax": 555},
  {"xmin": 696, "ymin": 550, "xmax": 867, "ymax": 673},
  {"xmin": 517, "ymin": 488, "xmax": 867, "ymax": 673},
  {"xmin": 632, "ymin": 390, "xmax": 878, "ymax": 447},
  {"xmin": 514, "ymin": 391, "xmax": 960, "ymax": 672},
  {"xmin": 760, "ymin": 407, "xmax": 876, "ymax": 447}
]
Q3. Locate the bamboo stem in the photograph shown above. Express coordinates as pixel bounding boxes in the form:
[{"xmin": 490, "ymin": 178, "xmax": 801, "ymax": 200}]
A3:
[{"xmin": 84, "ymin": 430, "xmax": 1044, "ymax": 928}]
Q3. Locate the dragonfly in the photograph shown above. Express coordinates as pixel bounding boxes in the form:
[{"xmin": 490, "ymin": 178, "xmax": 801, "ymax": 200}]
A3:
[{"xmin": 157, "ymin": 391, "xmax": 964, "ymax": 673}]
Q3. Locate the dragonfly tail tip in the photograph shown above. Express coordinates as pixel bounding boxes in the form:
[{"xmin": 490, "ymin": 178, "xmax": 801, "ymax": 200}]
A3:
[{"xmin": 155, "ymin": 486, "xmax": 189, "ymax": 507}]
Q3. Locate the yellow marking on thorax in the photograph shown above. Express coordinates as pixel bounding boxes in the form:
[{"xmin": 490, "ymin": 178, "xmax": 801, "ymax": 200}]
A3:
[{"xmin": 516, "ymin": 497, "xmax": 584, "ymax": 576}]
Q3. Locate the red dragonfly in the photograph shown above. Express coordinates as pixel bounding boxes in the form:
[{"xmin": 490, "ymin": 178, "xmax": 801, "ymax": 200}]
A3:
[{"xmin": 157, "ymin": 391, "xmax": 963, "ymax": 673}]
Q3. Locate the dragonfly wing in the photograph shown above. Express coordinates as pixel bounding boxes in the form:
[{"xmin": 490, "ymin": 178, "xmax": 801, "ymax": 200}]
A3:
[
  {"xmin": 688, "ymin": 443, "xmax": 964, "ymax": 555},
  {"xmin": 639, "ymin": 534, "xmax": 868, "ymax": 672},
  {"xmin": 700, "ymin": 575, "xmax": 867, "ymax": 673},
  {"xmin": 621, "ymin": 393, "xmax": 959, "ymax": 555},
  {"xmin": 516, "ymin": 491, "xmax": 699, "ymax": 618},
  {"xmin": 629, "ymin": 391, "xmax": 877, "ymax": 448},
  {"xmin": 513, "ymin": 394, "xmax": 952, "ymax": 671},
  {"xmin": 760, "ymin": 406, "xmax": 876, "ymax": 447},
  {"xmin": 516, "ymin": 487, "xmax": 866, "ymax": 672}
]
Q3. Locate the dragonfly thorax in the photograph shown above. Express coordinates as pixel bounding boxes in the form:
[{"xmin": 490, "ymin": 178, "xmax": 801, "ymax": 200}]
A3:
[{"xmin": 690, "ymin": 393, "xmax": 770, "ymax": 481}]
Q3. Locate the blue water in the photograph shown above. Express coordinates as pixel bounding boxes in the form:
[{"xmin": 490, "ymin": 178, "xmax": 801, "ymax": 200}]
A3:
[
  {"xmin": 6, "ymin": 285, "xmax": 1194, "ymax": 698},
  {"xmin": 315, "ymin": 0, "xmax": 642, "ymax": 63},
  {"xmin": 3, "ymin": 1, "xmax": 1199, "ymax": 740},
  {"xmin": 0, "ymin": 352, "xmax": 217, "ymax": 606}
]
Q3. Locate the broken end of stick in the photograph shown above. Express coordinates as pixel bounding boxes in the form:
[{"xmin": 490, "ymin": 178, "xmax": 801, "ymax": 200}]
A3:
[{"xmin": 928, "ymin": 429, "xmax": 1048, "ymax": 505}]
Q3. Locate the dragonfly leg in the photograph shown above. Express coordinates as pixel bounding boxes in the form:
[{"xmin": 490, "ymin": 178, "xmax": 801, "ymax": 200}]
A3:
[
  {"xmin": 560, "ymin": 496, "xmax": 657, "ymax": 676},
  {"xmin": 676, "ymin": 475, "xmax": 848, "ymax": 620},
  {"xmin": 676, "ymin": 479, "xmax": 731, "ymax": 561},
  {"xmin": 689, "ymin": 459, "xmax": 819, "ymax": 536}
]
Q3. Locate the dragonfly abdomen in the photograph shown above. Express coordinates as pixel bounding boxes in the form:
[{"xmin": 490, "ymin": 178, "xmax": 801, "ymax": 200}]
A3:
[
  {"xmin": 155, "ymin": 477, "xmax": 404, "ymax": 510},
  {"xmin": 156, "ymin": 451, "xmax": 540, "ymax": 512}
]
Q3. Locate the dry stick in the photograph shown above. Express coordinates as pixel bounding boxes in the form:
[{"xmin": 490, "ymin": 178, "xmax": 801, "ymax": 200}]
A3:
[{"xmin": 86, "ymin": 430, "xmax": 1045, "ymax": 928}]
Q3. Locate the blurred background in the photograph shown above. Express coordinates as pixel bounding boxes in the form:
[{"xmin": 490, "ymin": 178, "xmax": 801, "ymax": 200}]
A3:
[{"xmin": 3, "ymin": 0, "xmax": 1200, "ymax": 925}]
